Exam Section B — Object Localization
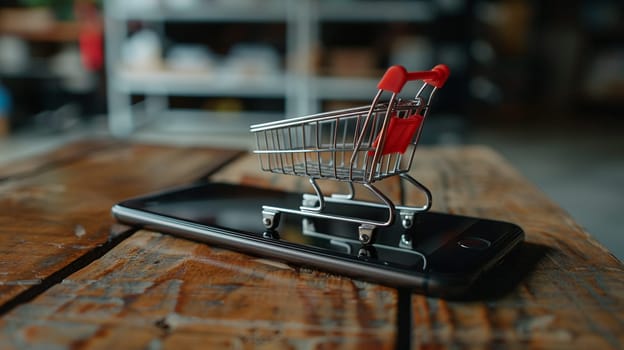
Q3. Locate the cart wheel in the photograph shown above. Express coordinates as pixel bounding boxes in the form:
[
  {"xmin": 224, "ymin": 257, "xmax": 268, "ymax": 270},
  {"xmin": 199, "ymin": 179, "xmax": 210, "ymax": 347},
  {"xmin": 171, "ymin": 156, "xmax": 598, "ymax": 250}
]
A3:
[
  {"xmin": 401, "ymin": 211, "xmax": 415, "ymax": 229},
  {"xmin": 358, "ymin": 224, "xmax": 376, "ymax": 245},
  {"xmin": 262, "ymin": 210, "xmax": 281, "ymax": 230},
  {"xmin": 262, "ymin": 230, "xmax": 280, "ymax": 239},
  {"xmin": 399, "ymin": 232, "xmax": 413, "ymax": 249},
  {"xmin": 357, "ymin": 245, "xmax": 377, "ymax": 259}
]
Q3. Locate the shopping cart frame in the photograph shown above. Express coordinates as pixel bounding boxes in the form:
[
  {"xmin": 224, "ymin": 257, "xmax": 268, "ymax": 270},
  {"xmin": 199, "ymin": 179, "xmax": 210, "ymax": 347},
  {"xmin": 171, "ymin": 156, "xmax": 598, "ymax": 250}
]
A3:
[{"xmin": 251, "ymin": 64, "xmax": 450, "ymax": 245}]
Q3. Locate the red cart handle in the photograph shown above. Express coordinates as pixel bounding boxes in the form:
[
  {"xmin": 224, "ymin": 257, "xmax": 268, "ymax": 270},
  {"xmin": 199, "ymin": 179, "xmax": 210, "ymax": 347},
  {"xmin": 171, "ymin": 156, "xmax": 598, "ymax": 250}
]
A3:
[{"xmin": 377, "ymin": 64, "xmax": 450, "ymax": 93}]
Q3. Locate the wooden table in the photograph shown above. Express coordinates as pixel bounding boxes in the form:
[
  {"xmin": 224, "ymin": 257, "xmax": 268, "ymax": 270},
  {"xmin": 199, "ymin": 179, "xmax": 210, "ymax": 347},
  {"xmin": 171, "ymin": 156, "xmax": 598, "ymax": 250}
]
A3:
[{"xmin": 0, "ymin": 140, "xmax": 622, "ymax": 349}]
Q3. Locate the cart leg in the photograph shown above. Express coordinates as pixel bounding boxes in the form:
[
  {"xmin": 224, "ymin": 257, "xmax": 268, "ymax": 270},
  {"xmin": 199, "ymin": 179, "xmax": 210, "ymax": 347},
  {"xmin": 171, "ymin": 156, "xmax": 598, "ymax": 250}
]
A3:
[
  {"xmin": 300, "ymin": 177, "xmax": 325, "ymax": 212},
  {"xmin": 399, "ymin": 173, "xmax": 432, "ymax": 211},
  {"xmin": 357, "ymin": 244, "xmax": 377, "ymax": 258},
  {"xmin": 262, "ymin": 209, "xmax": 281, "ymax": 230},
  {"xmin": 356, "ymin": 183, "xmax": 395, "ymax": 245},
  {"xmin": 362, "ymin": 183, "xmax": 396, "ymax": 225},
  {"xmin": 330, "ymin": 182, "xmax": 355, "ymax": 200},
  {"xmin": 262, "ymin": 230, "xmax": 280, "ymax": 239}
]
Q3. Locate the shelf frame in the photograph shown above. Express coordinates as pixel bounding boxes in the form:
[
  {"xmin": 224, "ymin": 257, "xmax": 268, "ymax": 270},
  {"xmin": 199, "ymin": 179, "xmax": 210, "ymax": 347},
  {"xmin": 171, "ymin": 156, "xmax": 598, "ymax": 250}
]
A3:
[{"xmin": 104, "ymin": 0, "xmax": 436, "ymax": 137}]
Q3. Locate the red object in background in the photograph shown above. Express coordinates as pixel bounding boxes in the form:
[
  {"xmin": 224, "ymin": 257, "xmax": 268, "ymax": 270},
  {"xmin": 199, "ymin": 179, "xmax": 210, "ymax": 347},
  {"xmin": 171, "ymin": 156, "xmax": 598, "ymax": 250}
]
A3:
[
  {"xmin": 370, "ymin": 113, "xmax": 424, "ymax": 156},
  {"xmin": 75, "ymin": 1, "xmax": 103, "ymax": 71},
  {"xmin": 79, "ymin": 28, "xmax": 103, "ymax": 71}
]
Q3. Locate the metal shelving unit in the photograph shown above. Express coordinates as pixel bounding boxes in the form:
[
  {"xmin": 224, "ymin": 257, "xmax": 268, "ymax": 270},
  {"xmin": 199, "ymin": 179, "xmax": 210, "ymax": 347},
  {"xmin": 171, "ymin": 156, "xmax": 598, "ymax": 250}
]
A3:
[{"xmin": 104, "ymin": 0, "xmax": 435, "ymax": 137}]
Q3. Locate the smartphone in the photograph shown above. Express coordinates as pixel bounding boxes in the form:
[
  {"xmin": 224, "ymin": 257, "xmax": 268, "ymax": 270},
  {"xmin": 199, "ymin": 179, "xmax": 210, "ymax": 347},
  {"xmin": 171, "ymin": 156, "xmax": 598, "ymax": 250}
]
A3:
[{"xmin": 112, "ymin": 182, "xmax": 523, "ymax": 297}]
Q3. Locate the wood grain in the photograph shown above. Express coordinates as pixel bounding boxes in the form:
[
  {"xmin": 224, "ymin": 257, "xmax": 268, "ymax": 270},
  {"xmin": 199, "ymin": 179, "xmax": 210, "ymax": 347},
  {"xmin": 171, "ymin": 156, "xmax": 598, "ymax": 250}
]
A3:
[
  {"xmin": 0, "ymin": 144, "xmax": 622, "ymax": 349},
  {"xmin": 200, "ymin": 146, "xmax": 624, "ymax": 348},
  {"xmin": 0, "ymin": 139, "xmax": 116, "ymax": 180},
  {"xmin": 0, "ymin": 230, "xmax": 398, "ymax": 349},
  {"xmin": 403, "ymin": 146, "xmax": 624, "ymax": 348},
  {"xmin": 0, "ymin": 141, "xmax": 240, "ymax": 309}
]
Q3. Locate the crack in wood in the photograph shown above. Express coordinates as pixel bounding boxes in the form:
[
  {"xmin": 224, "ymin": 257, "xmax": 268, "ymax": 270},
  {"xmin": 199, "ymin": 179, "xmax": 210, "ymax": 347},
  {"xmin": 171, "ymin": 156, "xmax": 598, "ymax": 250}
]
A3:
[{"xmin": 0, "ymin": 227, "xmax": 136, "ymax": 317}]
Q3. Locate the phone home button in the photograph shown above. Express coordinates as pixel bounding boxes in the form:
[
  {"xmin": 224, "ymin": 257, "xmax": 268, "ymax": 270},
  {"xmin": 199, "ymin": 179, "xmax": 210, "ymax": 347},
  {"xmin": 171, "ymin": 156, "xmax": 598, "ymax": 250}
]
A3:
[{"xmin": 458, "ymin": 237, "xmax": 491, "ymax": 250}]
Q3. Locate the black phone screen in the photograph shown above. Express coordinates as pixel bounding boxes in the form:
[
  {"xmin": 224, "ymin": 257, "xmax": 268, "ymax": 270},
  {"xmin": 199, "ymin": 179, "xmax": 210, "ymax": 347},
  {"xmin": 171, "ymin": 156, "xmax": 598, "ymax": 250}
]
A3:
[{"xmin": 116, "ymin": 183, "xmax": 523, "ymax": 276}]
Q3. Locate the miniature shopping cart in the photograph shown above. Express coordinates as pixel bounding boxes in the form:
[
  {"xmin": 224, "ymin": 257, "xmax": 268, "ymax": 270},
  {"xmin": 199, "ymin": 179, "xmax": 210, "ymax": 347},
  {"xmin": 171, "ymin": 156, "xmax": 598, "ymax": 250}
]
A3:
[{"xmin": 250, "ymin": 64, "xmax": 450, "ymax": 245}]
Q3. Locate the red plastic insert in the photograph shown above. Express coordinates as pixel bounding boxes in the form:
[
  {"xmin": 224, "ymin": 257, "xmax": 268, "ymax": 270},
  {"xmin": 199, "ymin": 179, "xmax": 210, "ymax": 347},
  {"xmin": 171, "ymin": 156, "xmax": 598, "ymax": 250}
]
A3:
[{"xmin": 370, "ymin": 113, "xmax": 424, "ymax": 156}]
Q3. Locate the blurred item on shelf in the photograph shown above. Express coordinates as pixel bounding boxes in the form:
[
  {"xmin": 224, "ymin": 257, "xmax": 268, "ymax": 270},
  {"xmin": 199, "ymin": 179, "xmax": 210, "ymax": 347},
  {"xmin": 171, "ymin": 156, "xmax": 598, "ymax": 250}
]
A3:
[
  {"xmin": 470, "ymin": 39, "xmax": 495, "ymax": 65},
  {"xmin": 437, "ymin": 44, "xmax": 467, "ymax": 73},
  {"xmin": 0, "ymin": 36, "xmax": 30, "ymax": 74},
  {"xmin": 202, "ymin": 98, "xmax": 244, "ymax": 113},
  {"xmin": 222, "ymin": 44, "xmax": 281, "ymax": 78},
  {"xmin": 325, "ymin": 47, "xmax": 378, "ymax": 77},
  {"xmin": 49, "ymin": 46, "xmax": 97, "ymax": 93},
  {"xmin": 469, "ymin": 76, "xmax": 502, "ymax": 105},
  {"xmin": 286, "ymin": 43, "xmax": 321, "ymax": 75},
  {"xmin": 389, "ymin": 36, "xmax": 434, "ymax": 71},
  {"xmin": 583, "ymin": 49, "xmax": 624, "ymax": 102},
  {"xmin": 475, "ymin": 0, "xmax": 531, "ymax": 56},
  {"xmin": 165, "ymin": 45, "xmax": 218, "ymax": 73},
  {"xmin": 121, "ymin": 29, "xmax": 163, "ymax": 71}
]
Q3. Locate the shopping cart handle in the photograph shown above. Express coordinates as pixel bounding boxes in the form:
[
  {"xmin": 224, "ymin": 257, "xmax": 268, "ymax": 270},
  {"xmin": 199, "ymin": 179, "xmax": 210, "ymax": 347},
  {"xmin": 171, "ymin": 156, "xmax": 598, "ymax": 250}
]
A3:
[{"xmin": 378, "ymin": 64, "xmax": 450, "ymax": 93}]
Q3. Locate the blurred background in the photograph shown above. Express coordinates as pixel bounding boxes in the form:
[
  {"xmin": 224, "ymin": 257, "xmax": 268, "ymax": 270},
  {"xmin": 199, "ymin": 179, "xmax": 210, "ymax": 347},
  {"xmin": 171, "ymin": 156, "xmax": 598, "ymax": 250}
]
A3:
[{"xmin": 0, "ymin": 0, "xmax": 622, "ymax": 259}]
